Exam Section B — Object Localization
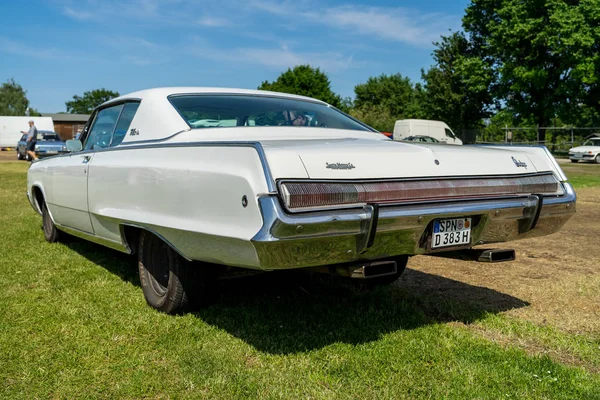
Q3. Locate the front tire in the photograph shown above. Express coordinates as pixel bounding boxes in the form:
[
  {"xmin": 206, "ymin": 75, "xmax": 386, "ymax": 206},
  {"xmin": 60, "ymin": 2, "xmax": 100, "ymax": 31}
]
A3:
[
  {"xmin": 17, "ymin": 151, "xmax": 22, "ymax": 160},
  {"xmin": 42, "ymin": 202, "xmax": 61, "ymax": 243},
  {"xmin": 595, "ymin": 154, "xmax": 600, "ymax": 164},
  {"xmin": 138, "ymin": 231, "xmax": 207, "ymax": 313}
]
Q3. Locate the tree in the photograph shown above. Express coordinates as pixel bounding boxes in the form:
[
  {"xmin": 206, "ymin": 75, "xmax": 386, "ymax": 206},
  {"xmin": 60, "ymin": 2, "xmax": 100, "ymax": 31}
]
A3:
[
  {"xmin": 463, "ymin": 0, "xmax": 600, "ymax": 142},
  {"xmin": 0, "ymin": 78, "xmax": 30, "ymax": 116},
  {"xmin": 352, "ymin": 73, "xmax": 425, "ymax": 131},
  {"xmin": 66, "ymin": 89, "xmax": 120, "ymax": 114},
  {"xmin": 420, "ymin": 31, "xmax": 494, "ymax": 141},
  {"xmin": 258, "ymin": 65, "xmax": 347, "ymax": 110}
]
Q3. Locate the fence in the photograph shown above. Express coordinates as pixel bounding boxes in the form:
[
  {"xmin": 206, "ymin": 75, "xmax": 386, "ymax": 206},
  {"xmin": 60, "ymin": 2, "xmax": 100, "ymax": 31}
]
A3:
[{"xmin": 461, "ymin": 127, "xmax": 600, "ymax": 155}]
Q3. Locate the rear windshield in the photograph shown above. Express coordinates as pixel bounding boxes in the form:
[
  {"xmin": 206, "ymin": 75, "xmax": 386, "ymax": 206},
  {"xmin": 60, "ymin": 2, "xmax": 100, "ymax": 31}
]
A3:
[{"xmin": 169, "ymin": 94, "xmax": 373, "ymax": 132}]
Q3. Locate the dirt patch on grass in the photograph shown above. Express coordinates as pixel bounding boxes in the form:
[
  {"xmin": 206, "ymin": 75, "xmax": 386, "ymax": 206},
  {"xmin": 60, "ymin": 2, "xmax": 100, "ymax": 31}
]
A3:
[
  {"xmin": 0, "ymin": 150, "xmax": 21, "ymax": 163},
  {"xmin": 406, "ymin": 187, "xmax": 600, "ymax": 335}
]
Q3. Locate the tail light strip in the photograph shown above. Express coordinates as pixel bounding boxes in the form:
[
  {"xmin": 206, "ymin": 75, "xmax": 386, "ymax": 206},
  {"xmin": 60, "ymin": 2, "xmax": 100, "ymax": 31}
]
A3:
[{"xmin": 280, "ymin": 174, "xmax": 563, "ymax": 212}]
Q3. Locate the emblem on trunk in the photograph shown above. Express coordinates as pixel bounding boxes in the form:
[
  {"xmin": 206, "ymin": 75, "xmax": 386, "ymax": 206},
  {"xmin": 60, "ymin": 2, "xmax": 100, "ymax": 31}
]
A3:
[
  {"xmin": 511, "ymin": 157, "xmax": 527, "ymax": 168},
  {"xmin": 326, "ymin": 162, "xmax": 355, "ymax": 170}
]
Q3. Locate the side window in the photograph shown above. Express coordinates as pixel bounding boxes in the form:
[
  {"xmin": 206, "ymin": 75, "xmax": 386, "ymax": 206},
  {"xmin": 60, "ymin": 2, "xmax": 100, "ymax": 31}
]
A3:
[
  {"xmin": 111, "ymin": 102, "xmax": 140, "ymax": 147},
  {"xmin": 84, "ymin": 104, "xmax": 124, "ymax": 150},
  {"xmin": 444, "ymin": 128, "xmax": 456, "ymax": 139}
]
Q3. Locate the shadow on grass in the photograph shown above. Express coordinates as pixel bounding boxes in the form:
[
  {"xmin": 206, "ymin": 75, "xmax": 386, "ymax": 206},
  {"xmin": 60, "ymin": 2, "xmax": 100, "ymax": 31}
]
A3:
[{"xmin": 66, "ymin": 238, "xmax": 529, "ymax": 354}]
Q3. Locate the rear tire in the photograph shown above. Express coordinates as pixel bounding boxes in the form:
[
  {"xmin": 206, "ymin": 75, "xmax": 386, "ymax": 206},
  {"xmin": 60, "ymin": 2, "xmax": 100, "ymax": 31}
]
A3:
[
  {"xmin": 25, "ymin": 153, "xmax": 31, "ymax": 161},
  {"xmin": 42, "ymin": 202, "xmax": 61, "ymax": 243},
  {"xmin": 138, "ymin": 231, "xmax": 210, "ymax": 313}
]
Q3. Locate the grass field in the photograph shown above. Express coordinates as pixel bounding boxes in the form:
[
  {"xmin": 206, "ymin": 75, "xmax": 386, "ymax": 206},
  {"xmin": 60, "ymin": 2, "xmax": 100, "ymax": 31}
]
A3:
[{"xmin": 1, "ymin": 157, "xmax": 599, "ymax": 399}]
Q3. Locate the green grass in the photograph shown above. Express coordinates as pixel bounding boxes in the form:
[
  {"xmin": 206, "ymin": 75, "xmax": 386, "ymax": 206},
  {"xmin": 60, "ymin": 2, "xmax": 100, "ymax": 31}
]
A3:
[
  {"xmin": 1, "ymin": 161, "xmax": 599, "ymax": 399},
  {"xmin": 561, "ymin": 162, "xmax": 600, "ymax": 188}
]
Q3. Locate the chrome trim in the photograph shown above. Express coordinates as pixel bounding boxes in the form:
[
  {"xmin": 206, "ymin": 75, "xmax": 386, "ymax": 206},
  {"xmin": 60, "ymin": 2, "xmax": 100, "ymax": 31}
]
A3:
[
  {"xmin": 250, "ymin": 183, "xmax": 576, "ymax": 270},
  {"xmin": 118, "ymin": 223, "xmax": 192, "ymax": 261},
  {"xmin": 277, "ymin": 172, "xmax": 563, "ymax": 213},
  {"xmin": 34, "ymin": 141, "xmax": 277, "ymax": 193},
  {"xmin": 56, "ymin": 223, "xmax": 131, "ymax": 254}
]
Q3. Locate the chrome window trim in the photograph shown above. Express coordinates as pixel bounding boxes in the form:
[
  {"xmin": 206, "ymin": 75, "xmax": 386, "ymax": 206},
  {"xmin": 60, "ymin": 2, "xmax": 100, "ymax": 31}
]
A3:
[{"xmin": 166, "ymin": 93, "xmax": 373, "ymax": 132}]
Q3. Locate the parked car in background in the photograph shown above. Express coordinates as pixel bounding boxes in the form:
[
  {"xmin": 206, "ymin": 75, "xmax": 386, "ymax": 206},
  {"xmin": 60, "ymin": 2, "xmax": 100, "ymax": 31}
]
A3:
[
  {"xmin": 18, "ymin": 131, "xmax": 68, "ymax": 160},
  {"xmin": 403, "ymin": 135, "xmax": 440, "ymax": 143},
  {"xmin": 27, "ymin": 87, "xmax": 575, "ymax": 314},
  {"xmin": 393, "ymin": 119, "xmax": 463, "ymax": 145},
  {"xmin": 16, "ymin": 134, "xmax": 29, "ymax": 160},
  {"xmin": 568, "ymin": 137, "xmax": 600, "ymax": 163},
  {"xmin": 34, "ymin": 131, "xmax": 68, "ymax": 158}
]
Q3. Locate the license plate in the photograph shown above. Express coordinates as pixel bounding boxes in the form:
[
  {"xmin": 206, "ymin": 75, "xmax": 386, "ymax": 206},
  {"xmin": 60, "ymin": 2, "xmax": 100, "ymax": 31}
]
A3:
[
  {"xmin": 432, "ymin": 218, "xmax": 471, "ymax": 249},
  {"xmin": 45, "ymin": 151, "xmax": 58, "ymax": 154}
]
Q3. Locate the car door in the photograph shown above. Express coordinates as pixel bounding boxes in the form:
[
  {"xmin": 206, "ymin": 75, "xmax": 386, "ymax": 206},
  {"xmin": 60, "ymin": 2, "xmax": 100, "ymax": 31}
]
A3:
[{"xmin": 49, "ymin": 104, "xmax": 124, "ymax": 233}]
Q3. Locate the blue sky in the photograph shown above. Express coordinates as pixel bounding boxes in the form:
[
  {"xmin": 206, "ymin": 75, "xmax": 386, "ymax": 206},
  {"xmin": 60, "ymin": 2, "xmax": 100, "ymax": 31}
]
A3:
[{"xmin": 0, "ymin": 0, "xmax": 469, "ymax": 113}]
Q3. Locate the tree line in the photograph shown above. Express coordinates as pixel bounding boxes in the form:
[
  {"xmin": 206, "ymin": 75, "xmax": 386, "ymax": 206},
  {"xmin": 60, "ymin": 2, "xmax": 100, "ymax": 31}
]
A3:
[{"xmin": 2, "ymin": 0, "xmax": 598, "ymax": 144}]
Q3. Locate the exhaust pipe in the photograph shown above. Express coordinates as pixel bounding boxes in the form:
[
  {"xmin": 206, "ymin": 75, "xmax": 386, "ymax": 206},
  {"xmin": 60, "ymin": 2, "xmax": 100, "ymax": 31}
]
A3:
[
  {"xmin": 477, "ymin": 249, "xmax": 515, "ymax": 263},
  {"xmin": 349, "ymin": 260, "xmax": 398, "ymax": 279},
  {"xmin": 429, "ymin": 248, "xmax": 516, "ymax": 263}
]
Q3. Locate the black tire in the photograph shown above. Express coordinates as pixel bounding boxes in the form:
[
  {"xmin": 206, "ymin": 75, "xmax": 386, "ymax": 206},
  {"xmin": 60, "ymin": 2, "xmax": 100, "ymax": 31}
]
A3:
[
  {"xmin": 595, "ymin": 154, "xmax": 600, "ymax": 164},
  {"xmin": 138, "ymin": 231, "xmax": 208, "ymax": 313},
  {"xmin": 25, "ymin": 153, "xmax": 31, "ymax": 161},
  {"xmin": 42, "ymin": 202, "xmax": 61, "ymax": 243},
  {"xmin": 361, "ymin": 255, "xmax": 409, "ymax": 288},
  {"xmin": 570, "ymin": 159, "xmax": 578, "ymax": 163},
  {"xmin": 17, "ymin": 151, "xmax": 22, "ymax": 160}
]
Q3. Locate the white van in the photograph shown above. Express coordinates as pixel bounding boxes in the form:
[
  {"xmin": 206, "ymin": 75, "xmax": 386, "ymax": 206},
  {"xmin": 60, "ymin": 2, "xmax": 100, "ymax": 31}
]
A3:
[
  {"xmin": 0, "ymin": 117, "xmax": 55, "ymax": 148},
  {"xmin": 393, "ymin": 119, "xmax": 463, "ymax": 145}
]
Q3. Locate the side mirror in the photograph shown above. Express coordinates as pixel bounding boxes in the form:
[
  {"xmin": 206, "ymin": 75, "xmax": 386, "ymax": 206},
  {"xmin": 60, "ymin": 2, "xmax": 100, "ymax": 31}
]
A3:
[{"xmin": 66, "ymin": 140, "xmax": 83, "ymax": 152}]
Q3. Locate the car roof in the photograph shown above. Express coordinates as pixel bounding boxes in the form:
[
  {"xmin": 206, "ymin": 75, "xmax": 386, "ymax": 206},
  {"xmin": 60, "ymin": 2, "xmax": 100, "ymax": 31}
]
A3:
[{"xmin": 101, "ymin": 87, "xmax": 330, "ymax": 108}]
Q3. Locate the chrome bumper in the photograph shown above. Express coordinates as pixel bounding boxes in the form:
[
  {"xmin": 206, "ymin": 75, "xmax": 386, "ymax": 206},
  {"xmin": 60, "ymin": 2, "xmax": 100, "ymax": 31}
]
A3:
[{"xmin": 251, "ymin": 183, "xmax": 576, "ymax": 270}]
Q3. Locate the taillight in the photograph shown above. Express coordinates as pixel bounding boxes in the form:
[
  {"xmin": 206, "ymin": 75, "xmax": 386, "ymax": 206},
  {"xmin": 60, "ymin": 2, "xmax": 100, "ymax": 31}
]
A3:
[{"xmin": 279, "ymin": 174, "xmax": 563, "ymax": 212}]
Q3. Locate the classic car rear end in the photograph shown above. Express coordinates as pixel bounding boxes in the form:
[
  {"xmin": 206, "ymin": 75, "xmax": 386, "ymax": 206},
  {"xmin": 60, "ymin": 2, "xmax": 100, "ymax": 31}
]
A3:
[{"xmin": 26, "ymin": 88, "xmax": 576, "ymax": 313}]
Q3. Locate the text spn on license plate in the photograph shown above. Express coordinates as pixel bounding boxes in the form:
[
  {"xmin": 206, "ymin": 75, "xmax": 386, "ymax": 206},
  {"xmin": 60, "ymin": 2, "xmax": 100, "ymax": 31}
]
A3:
[{"xmin": 432, "ymin": 217, "xmax": 472, "ymax": 249}]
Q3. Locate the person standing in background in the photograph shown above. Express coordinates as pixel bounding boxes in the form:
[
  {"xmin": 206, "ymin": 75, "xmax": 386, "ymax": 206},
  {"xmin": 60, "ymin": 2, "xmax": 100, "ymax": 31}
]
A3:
[{"xmin": 21, "ymin": 120, "xmax": 38, "ymax": 161}]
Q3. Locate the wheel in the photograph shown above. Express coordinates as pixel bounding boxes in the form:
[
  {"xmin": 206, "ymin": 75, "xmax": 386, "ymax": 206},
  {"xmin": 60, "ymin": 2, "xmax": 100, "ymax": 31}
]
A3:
[
  {"xmin": 17, "ymin": 151, "xmax": 22, "ymax": 160},
  {"xmin": 570, "ymin": 159, "xmax": 578, "ymax": 163},
  {"xmin": 42, "ymin": 202, "xmax": 62, "ymax": 243},
  {"xmin": 25, "ymin": 153, "xmax": 31, "ymax": 161},
  {"xmin": 595, "ymin": 154, "xmax": 600, "ymax": 164},
  {"xmin": 138, "ymin": 231, "xmax": 208, "ymax": 313},
  {"xmin": 362, "ymin": 255, "xmax": 409, "ymax": 288}
]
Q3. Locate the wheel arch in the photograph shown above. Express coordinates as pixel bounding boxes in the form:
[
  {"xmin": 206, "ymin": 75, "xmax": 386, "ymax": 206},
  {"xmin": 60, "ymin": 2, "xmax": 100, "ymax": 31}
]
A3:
[
  {"xmin": 119, "ymin": 224, "xmax": 192, "ymax": 261},
  {"xmin": 31, "ymin": 185, "xmax": 46, "ymax": 215}
]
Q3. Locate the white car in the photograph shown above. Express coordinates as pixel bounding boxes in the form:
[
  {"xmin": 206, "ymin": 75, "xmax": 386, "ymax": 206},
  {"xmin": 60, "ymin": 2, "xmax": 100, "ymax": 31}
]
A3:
[
  {"xmin": 568, "ymin": 137, "xmax": 600, "ymax": 163},
  {"xmin": 27, "ymin": 87, "xmax": 576, "ymax": 313}
]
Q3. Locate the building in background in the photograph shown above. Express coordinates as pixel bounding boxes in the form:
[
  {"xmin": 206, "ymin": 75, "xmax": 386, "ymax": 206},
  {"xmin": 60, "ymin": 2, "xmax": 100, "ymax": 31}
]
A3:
[{"xmin": 42, "ymin": 113, "xmax": 90, "ymax": 140}]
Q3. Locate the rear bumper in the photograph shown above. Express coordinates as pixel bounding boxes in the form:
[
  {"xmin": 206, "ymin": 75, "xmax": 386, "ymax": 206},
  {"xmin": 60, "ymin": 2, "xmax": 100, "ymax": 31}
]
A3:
[{"xmin": 251, "ymin": 183, "xmax": 576, "ymax": 270}]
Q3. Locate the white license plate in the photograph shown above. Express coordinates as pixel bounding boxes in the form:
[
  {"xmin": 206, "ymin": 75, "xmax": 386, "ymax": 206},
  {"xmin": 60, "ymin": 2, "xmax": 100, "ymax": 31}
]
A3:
[
  {"xmin": 45, "ymin": 151, "xmax": 58, "ymax": 154},
  {"xmin": 432, "ymin": 218, "xmax": 471, "ymax": 249}
]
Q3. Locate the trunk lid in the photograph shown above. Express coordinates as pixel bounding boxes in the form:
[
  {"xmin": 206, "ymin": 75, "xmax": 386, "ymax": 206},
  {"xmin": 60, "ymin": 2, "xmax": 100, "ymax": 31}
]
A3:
[{"xmin": 261, "ymin": 137, "xmax": 540, "ymax": 180}]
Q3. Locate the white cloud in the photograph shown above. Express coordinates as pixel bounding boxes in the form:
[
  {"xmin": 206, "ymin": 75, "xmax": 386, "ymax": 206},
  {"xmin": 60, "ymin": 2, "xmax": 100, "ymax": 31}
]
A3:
[
  {"xmin": 247, "ymin": 0, "xmax": 459, "ymax": 46},
  {"xmin": 0, "ymin": 37, "xmax": 71, "ymax": 60},
  {"xmin": 197, "ymin": 16, "xmax": 232, "ymax": 27},
  {"xmin": 188, "ymin": 38, "xmax": 358, "ymax": 72},
  {"xmin": 63, "ymin": 6, "xmax": 94, "ymax": 21}
]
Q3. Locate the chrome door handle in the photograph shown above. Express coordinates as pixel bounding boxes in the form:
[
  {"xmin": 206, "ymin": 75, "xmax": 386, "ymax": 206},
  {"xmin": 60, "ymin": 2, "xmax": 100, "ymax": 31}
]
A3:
[{"xmin": 81, "ymin": 155, "xmax": 91, "ymax": 164}]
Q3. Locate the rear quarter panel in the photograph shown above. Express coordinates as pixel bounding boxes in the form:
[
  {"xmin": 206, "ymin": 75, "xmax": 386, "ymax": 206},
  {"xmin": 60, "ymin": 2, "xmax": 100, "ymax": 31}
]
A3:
[{"xmin": 87, "ymin": 145, "xmax": 270, "ymax": 266}]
